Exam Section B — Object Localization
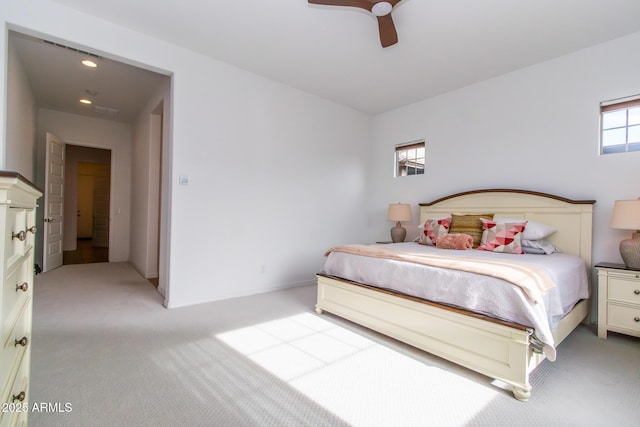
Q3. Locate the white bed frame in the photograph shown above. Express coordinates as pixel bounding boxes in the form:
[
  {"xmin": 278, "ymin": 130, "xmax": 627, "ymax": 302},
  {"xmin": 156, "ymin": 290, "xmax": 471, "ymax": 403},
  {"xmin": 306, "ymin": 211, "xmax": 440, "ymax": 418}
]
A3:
[{"xmin": 316, "ymin": 189, "xmax": 595, "ymax": 400}]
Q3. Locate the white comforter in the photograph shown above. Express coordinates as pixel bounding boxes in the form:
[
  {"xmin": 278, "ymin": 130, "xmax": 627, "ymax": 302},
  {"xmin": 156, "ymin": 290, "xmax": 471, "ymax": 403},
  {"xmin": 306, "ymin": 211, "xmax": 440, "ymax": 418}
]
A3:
[{"xmin": 321, "ymin": 242, "xmax": 590, "ymax": 360}]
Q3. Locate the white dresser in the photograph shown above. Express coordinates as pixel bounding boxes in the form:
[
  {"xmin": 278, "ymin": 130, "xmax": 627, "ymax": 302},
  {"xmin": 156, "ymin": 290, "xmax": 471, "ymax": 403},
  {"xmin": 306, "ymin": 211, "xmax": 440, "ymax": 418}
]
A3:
[{"xmin": 0, "ymin": 172, "xmax": 42, "ymax": 427}]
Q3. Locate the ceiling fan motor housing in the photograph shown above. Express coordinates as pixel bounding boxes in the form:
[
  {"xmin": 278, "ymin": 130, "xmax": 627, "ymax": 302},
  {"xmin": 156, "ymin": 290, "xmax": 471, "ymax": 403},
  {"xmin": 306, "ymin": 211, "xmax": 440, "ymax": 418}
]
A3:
[{"xmin": 372, "ymin": 2, "xmax": 393, "ymax": 16}]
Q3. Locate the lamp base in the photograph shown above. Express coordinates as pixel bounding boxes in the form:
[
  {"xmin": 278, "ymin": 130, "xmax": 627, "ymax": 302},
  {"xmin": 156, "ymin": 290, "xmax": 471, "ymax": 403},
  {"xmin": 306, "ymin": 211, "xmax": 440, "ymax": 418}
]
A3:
[
  {"xmin": 620, "ymin": 231, "xmax": 640, "ymax": 269},
  {"xmin": 390, "ymin": 223, "xmax": 406, "ymax": 243}
]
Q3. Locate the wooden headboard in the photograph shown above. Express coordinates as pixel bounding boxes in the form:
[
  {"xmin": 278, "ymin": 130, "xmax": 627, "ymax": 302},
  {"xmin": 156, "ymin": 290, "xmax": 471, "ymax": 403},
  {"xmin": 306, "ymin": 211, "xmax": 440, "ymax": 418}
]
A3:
[{"xmin": 419, "ymin": 189, "xmax": 595, "ymax": 266}]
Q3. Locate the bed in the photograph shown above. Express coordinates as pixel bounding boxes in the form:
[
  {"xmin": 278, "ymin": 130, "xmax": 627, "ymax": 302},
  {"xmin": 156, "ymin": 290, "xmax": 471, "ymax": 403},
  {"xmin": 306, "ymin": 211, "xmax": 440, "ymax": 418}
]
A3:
[{"xmin": 315, "ymin": 189, "xmax": 595, "ymax": 401}]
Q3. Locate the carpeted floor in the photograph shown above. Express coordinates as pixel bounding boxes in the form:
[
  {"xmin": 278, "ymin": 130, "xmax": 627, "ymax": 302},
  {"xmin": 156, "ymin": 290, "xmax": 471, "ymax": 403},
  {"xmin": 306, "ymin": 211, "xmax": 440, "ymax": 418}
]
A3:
[{"xmin": 29, "ymin": 262, "xmax": 640, "ymax": 426}]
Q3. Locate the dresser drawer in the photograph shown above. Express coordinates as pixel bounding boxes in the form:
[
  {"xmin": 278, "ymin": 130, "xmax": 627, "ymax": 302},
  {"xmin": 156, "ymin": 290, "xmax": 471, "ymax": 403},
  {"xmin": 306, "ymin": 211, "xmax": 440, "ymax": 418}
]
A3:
[
  {"xmin": 607, "ymin": 303, "xmax": 640, "ymax": 335},
  {"xmin": 5, "ymin": 208, "xmax": 28, "ymax": 272},
  {"xmin": 0, "ymin": 297, "xmax": 30, "ymax": 392},
  {"xmin": 608, "ymin": 277, "xmax": 640, "ymax": 305},
  {"xmin": 0, "ymin": 348, "xmax": 30, "ymax": 427},
  {"xmin": 24, "ymin": 208, "xmax": 37, "ymax": 250},
  {"xmin": 1, "ymin": 261, "xmax": 31, "ymax": 335}
]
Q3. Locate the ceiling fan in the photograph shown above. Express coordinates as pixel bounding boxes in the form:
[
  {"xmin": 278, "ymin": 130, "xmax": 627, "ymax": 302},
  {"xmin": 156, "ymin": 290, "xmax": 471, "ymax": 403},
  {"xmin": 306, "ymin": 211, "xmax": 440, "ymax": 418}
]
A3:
[{"xmin": 308, "ymin": 0, "xmax": 402, "ymax": 48}]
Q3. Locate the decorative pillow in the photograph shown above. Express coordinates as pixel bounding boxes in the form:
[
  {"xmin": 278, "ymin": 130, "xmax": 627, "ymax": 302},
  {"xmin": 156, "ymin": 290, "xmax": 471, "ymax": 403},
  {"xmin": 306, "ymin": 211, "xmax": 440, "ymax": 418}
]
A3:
[
  {"xmin": 449, "ymin": 213, "xmax": 494, "ymax": 248},
  {"xmin": 435, "ymin": 233, "xmax": 473, "ymax": 250},
  {"xmin": 495, "ymin": 218, "xmax": 557, "ymax": 240},
  {"xmin": 478, "ymin": 219, "xmax": 527, "ymax": 254},
  {"xmin": 418, "ymin": 217, "xmax": 451, "ymax": 246},
  {"xmin": 522, "ymin": 238, "xmax": 560, "ymax": 254}
]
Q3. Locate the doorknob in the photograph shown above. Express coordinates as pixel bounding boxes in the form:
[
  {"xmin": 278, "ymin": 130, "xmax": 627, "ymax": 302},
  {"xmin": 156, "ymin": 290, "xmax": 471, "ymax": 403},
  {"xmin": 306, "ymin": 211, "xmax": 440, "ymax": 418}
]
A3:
[{"xmin": 43, "ymin": 218, "xmax": 54, "ymax": 223}]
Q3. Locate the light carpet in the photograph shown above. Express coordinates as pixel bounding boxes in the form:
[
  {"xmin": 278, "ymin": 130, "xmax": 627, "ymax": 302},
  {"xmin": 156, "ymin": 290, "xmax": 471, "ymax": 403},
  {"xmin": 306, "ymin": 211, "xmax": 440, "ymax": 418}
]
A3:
[{"xmin": 29, "ymin": 262, "xmax": 640, "ymax": 426}]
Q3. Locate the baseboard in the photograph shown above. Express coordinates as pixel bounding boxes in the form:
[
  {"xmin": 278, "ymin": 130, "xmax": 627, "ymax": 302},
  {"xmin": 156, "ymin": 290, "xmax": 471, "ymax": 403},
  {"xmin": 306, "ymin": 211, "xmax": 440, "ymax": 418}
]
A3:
[{"xmin": 165, "ymin": 280, "xmax": 316, "ymax": 309}]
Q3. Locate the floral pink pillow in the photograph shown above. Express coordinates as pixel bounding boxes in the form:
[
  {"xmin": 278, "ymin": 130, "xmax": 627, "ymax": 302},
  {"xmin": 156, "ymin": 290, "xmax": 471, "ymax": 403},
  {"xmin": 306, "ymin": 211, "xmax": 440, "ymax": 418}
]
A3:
[
  {"xmin": 477, "ymin": 219, "xmax": 528, "ymax": 254},
  {"xmin": 419, "ymin": 217, "xmax": 451, "ymax": 246}
]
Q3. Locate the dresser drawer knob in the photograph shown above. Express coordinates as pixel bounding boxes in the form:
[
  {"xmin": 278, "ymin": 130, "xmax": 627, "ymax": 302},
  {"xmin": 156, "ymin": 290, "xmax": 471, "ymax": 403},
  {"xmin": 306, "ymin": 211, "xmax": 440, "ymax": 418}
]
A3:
[
  {"xmin": 12, "ymin": 391, "xmax": 26, "ymax": 403},
  {"xmin": 27, "ymin": 225, "xmax": 37, "ymax": 234},
  {"xmin": 16, "ymin": 282, "xmax": 29, "ymax": 292},
  {"xmin": 11, "ymin": 230, "xmax": 26, "ymax": 241},
  {"xmin": 14, "ymin": 336, "xmax": 29, "ymax": 347},
  {"xmin": 635, "ymin": 290, "xmax": 640, "ymax": 295},
  {"xmin": 635, "ymin": 317, "xmax": 640, "ymax": 323}
]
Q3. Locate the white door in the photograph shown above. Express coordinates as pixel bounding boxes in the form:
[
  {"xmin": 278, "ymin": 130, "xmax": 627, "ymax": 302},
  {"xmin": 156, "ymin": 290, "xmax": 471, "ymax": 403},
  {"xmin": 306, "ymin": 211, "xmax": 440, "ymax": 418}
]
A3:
[
  {"xmin": 43, "ymin": 132, "xmax": 65, "ymax": 272},
  {"xmin": 91, "ymin": 163, "xmax": 110, "ymax": 248},
  {"xmin": 77, "ymin": 173, "xmax": 94, "ymax": 238}
]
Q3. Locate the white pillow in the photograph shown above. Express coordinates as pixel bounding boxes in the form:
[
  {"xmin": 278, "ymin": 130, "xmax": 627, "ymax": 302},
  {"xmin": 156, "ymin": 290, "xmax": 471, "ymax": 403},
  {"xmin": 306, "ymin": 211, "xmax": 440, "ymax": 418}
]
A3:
[
  {"xmin": 522, "ymin": 239, "xmax": 560, "ymax": 255},
  {"xmin": 495, "ymin": 218, "xmax": 557, "ymax": 241},
  {"xmin": 522, "ymin": 246, "xmax": 546, "ymax": 255}
]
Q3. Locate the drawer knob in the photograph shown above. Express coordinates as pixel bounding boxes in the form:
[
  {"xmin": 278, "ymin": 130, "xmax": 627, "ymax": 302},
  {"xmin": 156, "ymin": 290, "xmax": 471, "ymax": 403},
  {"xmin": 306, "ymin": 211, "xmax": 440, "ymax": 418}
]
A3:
[
  {"xmin": 12, "ymin": 230, "xmax": 26, "ymax": 241},
  {"xmin": 635, "ymin": 290, "xmax": 640, "ymax": 295},
  {"xmin": 27, "ymin": 225, "xmax": 37, "ymax": 234},
  {"xmin": 14, "ymin": 336, "xmax": 29, "ymax": 347},
  {"xmin": 635, "ymin": 317, "xmax": 640, "ymax": 323},
  {"xmin": 16, "ymin": 282, "xmax": 29, "ymax": 292},
  {"xmin": 12, "ymin": 391, "xmax": 26, "ymax": 403}
]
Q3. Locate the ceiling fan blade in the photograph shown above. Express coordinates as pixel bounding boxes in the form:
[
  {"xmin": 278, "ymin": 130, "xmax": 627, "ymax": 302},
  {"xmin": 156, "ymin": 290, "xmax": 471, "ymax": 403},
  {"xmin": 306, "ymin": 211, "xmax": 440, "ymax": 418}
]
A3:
[
  {"xmin": 377, "ymin": 14, "xmax": 398, "ymax": 47},
  {"xmin": 307, "ymin": 0, "xmax": 373, "ymax": 11},
  {"xmin": 309, "ymin": 0, "xmax": 403, "ymax": 47}
]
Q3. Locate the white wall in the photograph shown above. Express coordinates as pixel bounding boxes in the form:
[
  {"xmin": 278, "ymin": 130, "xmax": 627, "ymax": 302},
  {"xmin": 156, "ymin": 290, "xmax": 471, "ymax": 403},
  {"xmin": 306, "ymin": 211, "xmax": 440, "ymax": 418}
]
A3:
[
  {"xmin": 166, "ymin": 68, "xmax": 371, "ymax": 307},
  {"xmin": 5, "ymin": 34, "xmax": 37, "ymax": 180},
  {"xmin": 130, "ymin": 79, "xmax": 169, "ymax": 281},
  {"xmin": 36, "ymin": 109, "xmax": 132, "ymax": 262},
  {"xmin": 0, "ymin": 0, "xmax": 372, "ymax": 308},
  {"xmin": 369, "ymin": 31, "xmax": 640, "ymax": 269}
]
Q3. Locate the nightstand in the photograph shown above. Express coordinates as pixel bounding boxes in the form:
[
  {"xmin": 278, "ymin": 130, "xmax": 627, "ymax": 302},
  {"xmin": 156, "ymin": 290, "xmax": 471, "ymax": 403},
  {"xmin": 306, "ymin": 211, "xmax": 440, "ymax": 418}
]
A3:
[{"xmin": 595, "ymin": 262, "xmax": 640, "ymax": 339}]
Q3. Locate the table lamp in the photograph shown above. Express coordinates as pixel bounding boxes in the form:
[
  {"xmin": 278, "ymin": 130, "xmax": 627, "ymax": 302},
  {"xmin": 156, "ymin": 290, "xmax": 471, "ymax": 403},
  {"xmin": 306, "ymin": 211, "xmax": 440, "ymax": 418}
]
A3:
[
  {"xmin": 387, "ymin": 203, "xmax": 411, "ymax": 243},
  {"xmin": 610, "ymin": 199, "xmax": 640, "ymax": 269}
]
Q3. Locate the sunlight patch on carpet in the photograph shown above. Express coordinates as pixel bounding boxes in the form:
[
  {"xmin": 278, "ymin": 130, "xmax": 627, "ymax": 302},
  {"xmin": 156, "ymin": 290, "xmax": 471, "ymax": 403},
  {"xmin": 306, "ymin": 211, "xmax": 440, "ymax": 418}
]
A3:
[{"xmin": 217, "ymin": 313, "xmax": 499, "ymax": 426}]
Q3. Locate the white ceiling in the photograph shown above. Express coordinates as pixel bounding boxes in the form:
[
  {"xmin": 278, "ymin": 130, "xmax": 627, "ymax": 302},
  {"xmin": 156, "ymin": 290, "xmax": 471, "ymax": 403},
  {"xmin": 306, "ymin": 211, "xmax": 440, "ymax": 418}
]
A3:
[
  {"xmin": 10, "ymin": 32, "xmax": 168, "ymax": 123},
  {"xmin": 13, "ymin": 0, "xmax": 640, "ymax": 120}
]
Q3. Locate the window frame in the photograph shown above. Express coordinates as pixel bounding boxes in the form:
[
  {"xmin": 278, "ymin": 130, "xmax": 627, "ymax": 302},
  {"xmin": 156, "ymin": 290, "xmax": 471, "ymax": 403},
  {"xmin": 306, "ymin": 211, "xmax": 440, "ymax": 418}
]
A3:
[
  {"xmin": 394, "ymin": 140, "xmax": 425, "ymax": 177},
  {"xmin": 600, "ymin": 96, "xmax": 640, "ymax": 155}
]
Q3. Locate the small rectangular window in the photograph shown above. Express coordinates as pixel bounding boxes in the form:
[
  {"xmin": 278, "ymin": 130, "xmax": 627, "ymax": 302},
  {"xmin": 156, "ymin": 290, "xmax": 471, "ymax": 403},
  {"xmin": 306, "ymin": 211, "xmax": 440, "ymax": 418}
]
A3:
[
  {"xmin": 395, "ymin": 141, "xmax": 425, "ymax": 177},
  {"xmin": 600, "ymin": 96, "xmax": 640, "ymax": 154}
]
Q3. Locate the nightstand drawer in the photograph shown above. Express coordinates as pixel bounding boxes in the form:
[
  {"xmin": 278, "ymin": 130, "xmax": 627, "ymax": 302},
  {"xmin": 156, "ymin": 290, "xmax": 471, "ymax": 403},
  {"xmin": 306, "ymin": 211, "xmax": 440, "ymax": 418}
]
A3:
[
  {"xmin": 608, "ymin": 277, "xmax": 640, "ymax": 304},
  {"xmin": 607, "ymin": 303, "xmax": 640, "ymax": 334}
]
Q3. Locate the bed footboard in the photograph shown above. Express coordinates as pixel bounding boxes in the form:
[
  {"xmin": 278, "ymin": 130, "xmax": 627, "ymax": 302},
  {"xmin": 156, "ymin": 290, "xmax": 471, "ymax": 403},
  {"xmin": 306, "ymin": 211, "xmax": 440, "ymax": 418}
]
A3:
[{"xmin": 316, "ymin": 274, "xmax": 540, "ymax": 401}]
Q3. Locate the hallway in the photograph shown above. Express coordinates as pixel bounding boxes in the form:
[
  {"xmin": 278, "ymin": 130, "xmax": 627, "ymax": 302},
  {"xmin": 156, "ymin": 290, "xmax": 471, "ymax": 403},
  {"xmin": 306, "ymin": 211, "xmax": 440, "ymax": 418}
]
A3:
[{"xmin": 62, "ymin": 239, "xmax": 108, "ymax": 265}]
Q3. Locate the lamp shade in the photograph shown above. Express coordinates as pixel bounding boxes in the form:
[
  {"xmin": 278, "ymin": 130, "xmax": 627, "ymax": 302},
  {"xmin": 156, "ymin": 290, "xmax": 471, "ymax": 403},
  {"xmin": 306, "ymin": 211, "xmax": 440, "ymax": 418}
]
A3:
[
  {"xmin": 387, "ymin": 203, "xmax": 411, "ymax": 222},
  {"xmin": 610, "ymin": 199, "xmax": 640, "ymax": 230}
]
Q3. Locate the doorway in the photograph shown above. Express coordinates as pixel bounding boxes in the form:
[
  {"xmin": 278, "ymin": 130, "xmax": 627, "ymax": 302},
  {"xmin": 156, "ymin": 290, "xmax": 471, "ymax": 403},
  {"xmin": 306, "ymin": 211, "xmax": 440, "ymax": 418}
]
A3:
[
  {"xmin": 63, "ymin": 145, "xmax": 111, "ymax": 265},
  {"xmin": 8, "ymin": 29, "xmax": 171, "ymax": 302}
]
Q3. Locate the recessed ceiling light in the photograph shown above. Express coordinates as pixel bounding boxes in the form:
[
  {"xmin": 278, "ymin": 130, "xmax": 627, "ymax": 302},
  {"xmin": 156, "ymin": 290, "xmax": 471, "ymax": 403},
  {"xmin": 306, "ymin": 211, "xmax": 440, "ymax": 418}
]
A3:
[
  {"xmin": 86, "ymin": 89, "xmax": 99, "ymax": 96},
  {"xmin": 80, "ymin": 99, "xmax": 92, "ymax": 105},
  {"xmin": 81, "ymin": 59, "xmax": 98, "ymax": 68}
]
